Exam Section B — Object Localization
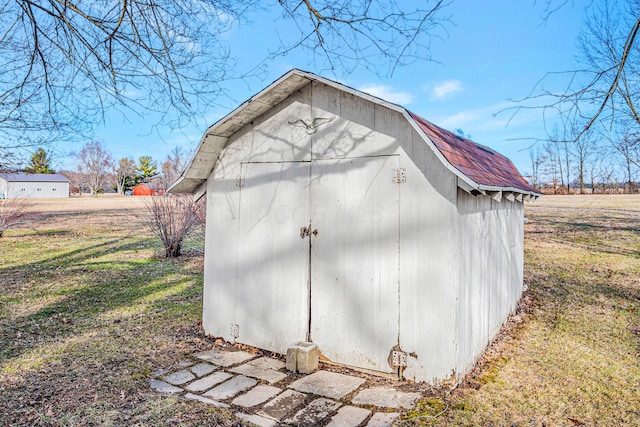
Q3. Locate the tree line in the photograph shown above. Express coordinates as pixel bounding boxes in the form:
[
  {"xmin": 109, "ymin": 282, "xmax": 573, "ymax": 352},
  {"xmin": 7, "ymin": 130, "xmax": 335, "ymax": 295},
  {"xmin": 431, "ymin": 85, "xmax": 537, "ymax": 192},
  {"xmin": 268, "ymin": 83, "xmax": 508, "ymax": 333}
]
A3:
[
  {"xmin": 14, "ymin": 142, "xmax": 189, "ymax": 196},
  {"xmin": 527, "ymin": 126, "xmax": 640, "ymax": 194}
]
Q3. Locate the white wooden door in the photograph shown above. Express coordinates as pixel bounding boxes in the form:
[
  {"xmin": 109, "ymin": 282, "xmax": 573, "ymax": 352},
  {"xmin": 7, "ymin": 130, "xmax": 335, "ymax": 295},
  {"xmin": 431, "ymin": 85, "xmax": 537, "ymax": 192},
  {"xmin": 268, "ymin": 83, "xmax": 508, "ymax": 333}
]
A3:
[
  {"xmin": 235, "ymin": 161, "xmax": 311, "ymax": 354},
  {"xmin": 236, "ymin": 156, "xmax": 400, "ymax": 373},
  {"xmin": 310, "ymin": 156, "xmax": 400, "ymax": 373}
]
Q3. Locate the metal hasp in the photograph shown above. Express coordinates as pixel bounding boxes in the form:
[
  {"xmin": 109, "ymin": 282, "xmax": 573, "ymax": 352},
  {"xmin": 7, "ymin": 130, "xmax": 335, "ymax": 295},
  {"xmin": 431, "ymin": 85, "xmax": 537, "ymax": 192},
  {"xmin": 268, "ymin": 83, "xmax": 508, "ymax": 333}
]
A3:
[
  {"xmin": 391, "ymin": 350, "xmax": 408, "ymax": 367},
  {"xmin": 236, "ymin": 175, "xmax": 245, "ymax": 187},
  {"xmin": 300, "ymin": 226, "xmax": 318, "ymax": 239},
  {"xmin": 392, "ymin": 168, "xmax": 406, "ymax": 183}
]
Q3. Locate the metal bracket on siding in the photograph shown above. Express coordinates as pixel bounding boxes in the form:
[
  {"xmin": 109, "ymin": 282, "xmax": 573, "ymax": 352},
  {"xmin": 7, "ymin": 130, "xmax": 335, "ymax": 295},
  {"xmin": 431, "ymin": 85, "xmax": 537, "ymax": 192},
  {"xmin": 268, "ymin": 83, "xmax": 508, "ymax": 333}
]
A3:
[
  {"xmin": 391, "ymin": 350, "xmax": 408, "ymax": 367},
  {"xmin": 392, "ymin": 168, "xmax": 406, "ymax": 184},
  {"xmin": 230, "ymin": 323, "xmax": 239, "ymax": 339},
  {"xmin": 236, "ymin": 175, "xmax": 245, "ymax": 187}
]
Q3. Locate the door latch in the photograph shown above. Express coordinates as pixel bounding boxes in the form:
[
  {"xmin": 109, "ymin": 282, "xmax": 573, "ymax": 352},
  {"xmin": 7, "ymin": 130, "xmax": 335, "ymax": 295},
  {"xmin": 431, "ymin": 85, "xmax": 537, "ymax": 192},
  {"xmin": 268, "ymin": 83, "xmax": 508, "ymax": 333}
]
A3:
[{"xmin": 300, "ymin": 226, "xmax": 318, "ymax": 239}]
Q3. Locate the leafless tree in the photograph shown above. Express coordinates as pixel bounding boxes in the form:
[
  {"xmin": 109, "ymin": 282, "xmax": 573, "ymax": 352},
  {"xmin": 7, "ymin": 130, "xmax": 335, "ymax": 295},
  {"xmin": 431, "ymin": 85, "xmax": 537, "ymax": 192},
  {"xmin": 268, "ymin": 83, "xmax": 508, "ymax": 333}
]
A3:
[
  {"xmin": 0, "ymin": 1, "xmax": 451, "ymax": 163},
  {"xmin": 612, "ymin": 131, "xmax": 640, "ymax": 192},
  {"xmin": 571, "ymin": 130, "xmax": 600, "ymax": 193},
  {"xmin": 541, "ymin": 126, "xmax": 573, "ymax": 193},
  {"xmin": 143, "ymin": 194, "xmax": 204, "ymax": 258},
  {"xmin": 0, "ymin": 198, "xmax": 30, "ymax": 237},
  {"xmin": 114, "ymin": 157, "xmax": 136, "ymax": 195},
  {"xmin": 528, "ymin": 145, "xmax": 546, "ymax": 189},
  {"xmin": 77, "ymin": 141, "xmax": 114, "ymax": 195},
  {"xmin": 518, "ymin": 1, "xmax": 640, "ymax": 144},
  {"xmin": 157, "ymin": 146, "xmax": 189, "ymax": 191},
  {"xmin": 542, "ymin": 140, "xmax": 561, "ymax": 191}
]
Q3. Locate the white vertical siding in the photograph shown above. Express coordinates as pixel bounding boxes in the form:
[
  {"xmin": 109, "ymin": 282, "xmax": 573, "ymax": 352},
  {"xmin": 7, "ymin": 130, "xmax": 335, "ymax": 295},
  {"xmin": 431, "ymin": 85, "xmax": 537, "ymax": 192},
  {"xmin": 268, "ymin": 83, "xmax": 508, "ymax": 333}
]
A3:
[
  {"xmin": 310, "ymin": 156, "xmax": 400, "ymax": 373},
  {"xmin": 202, "ymin": 152, "xmax": 242, "ymax": 342},
  {"xmin": 5, "ymin": 181, "xmax": 68, "ymax": 198},
  {"xmin": 455, "ymin": 189, "xmax": 524, "ymax": 379},
  {"xmin": 202, "ymin": 81, "xmax": 526, "ymax": 385},
  {"xmin": 202, "ymin": 86, "xmax": 313, "ymax": 349},
  {"xmin": 234, "ymin": 162, "xmax": 311, "ymax": 354},
  {"xmin": 397, "ymin": 128, "xmax": 459, "ymax": 384},
  {"xmin": 310, "ymin": 82, "xmax": 398, "ymax": 159}
]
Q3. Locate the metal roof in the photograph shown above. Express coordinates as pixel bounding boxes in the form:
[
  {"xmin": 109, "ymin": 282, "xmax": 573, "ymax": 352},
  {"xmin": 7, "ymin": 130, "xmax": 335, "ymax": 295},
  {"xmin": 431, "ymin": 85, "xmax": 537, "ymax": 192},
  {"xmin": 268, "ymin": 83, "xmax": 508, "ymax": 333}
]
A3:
[
  {"xmin": 409, "ymin": 113, "xmax": 538, "ymax": 194},
  {"xmin": 169, "ymin": 69, "xmax": 540, "ymax": 198},
  {"xmin": 0, "ymin": 173, "xmax": 69, "ymax": 183}
]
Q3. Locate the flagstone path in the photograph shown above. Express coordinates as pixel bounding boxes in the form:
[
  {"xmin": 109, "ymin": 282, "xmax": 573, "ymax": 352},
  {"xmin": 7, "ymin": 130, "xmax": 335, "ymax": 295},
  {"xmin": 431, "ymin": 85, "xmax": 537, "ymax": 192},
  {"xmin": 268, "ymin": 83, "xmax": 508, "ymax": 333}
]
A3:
[{"xmin": 149, "ymin": 348, "xmax": 421, "ymax": 426}]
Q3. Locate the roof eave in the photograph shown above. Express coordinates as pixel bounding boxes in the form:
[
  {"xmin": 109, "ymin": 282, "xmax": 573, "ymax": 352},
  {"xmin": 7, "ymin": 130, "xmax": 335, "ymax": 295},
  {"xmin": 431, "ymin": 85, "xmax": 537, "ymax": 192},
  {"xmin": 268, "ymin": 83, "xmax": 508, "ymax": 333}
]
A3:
[
  {"xmin": 170, "ymin": 69, "xmax": 541, "ymax": 200},
  {"xmin": 169, "ymin": 69, "xmax": 316, "ymax": 195}
]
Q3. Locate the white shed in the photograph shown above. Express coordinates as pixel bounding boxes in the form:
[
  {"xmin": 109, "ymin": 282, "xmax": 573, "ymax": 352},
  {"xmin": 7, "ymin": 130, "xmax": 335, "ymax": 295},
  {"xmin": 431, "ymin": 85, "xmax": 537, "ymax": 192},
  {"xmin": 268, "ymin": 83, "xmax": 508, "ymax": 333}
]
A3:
[
  {"xmin": 170, "ymin": 69, "xmax": 540, "ymax": 384},
  {"xmin": 0, "ymin": 173, "xmax": 69, "ymax": 199}
]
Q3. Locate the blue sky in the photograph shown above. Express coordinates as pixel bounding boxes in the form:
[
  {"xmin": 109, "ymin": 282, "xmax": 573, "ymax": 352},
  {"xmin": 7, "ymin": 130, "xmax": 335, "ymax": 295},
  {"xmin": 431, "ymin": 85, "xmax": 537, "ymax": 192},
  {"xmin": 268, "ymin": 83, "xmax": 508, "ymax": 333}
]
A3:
[{"xmin": 57, "ymin": 2, "xmax": 588, "ymax": 176}]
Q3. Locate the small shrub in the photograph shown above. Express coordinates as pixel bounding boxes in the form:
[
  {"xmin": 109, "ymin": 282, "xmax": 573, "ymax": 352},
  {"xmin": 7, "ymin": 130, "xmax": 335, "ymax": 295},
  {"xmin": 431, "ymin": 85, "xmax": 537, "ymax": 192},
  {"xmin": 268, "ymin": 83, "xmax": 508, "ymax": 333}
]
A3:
[
  {"xmin": 0, "ymin": 198, "xmax": 30, "ymax": 237},
  {"xmin": 143, "ymin": 194, "xmax": 204, "ymax": 257}
]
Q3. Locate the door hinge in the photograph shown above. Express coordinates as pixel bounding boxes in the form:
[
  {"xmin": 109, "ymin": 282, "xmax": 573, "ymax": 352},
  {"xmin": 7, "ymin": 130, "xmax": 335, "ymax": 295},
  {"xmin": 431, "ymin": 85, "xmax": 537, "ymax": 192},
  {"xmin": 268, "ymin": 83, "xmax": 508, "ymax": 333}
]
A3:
[
  {"xmin": 392, "ymin": 168, "xmax": 406, "ymax": 184},
  {"xmin": 236, "ymin": 175, "xmax": 245, "ymax": 187},
  {"xmin": 392, "ymin": 350, "xmax": 408, "ymax": 367}
]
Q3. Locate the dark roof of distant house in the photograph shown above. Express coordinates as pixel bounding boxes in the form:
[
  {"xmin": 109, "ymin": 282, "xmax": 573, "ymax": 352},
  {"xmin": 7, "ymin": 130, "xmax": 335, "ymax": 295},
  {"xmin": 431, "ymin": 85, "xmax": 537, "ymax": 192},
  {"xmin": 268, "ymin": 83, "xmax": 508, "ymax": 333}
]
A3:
[
  {"xmin": 0, "ymin": 173, "xmax": 69, "ymax": 183},
  {"xmin": 409, "ymin": 113, "xmax": 538, "ymax": 194}
]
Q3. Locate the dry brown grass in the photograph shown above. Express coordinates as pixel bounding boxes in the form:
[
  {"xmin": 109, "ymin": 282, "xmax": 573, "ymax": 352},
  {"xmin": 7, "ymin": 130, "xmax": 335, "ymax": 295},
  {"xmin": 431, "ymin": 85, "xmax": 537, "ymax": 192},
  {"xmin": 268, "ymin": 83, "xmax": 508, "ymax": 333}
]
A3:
[
  {"xmin": 0, "ymin": 195, "xmax": 229, "ymax": 426},
  {"xmin": 404, "ymin": 194, "xmax": 640, "ymax": 426},
  {"xmin": 1, "ymin": 194, "xmax": 638, "ymax": 426}
]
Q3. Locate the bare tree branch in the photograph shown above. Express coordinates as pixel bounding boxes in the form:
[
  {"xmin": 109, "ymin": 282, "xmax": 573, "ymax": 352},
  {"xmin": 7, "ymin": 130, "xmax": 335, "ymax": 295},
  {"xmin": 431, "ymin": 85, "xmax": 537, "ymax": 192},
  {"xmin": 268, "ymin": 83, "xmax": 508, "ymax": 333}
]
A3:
[{"xmin": 0, "ymin": 1, "xmax": 452, "ymax": 166}]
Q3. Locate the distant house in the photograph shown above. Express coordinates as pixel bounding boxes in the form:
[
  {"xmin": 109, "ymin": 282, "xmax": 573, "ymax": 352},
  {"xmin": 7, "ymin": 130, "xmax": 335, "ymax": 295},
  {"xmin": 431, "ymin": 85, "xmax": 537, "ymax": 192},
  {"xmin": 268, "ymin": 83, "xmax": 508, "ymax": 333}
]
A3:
[{"xmin": 0, "ymin": 173, "xmax": 69, "ymax": 199}]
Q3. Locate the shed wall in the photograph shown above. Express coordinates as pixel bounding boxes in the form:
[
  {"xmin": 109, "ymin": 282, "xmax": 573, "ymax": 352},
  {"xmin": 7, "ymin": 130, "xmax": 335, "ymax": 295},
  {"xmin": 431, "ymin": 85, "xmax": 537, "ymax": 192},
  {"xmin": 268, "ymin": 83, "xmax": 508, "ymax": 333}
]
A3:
[
  {"xmin": 202, "ymin": 81, "xmax": 525, "ymax": 384},
  {"xmin": 454, "ymin": 189, "xmax": 524, "ymax": 378}
]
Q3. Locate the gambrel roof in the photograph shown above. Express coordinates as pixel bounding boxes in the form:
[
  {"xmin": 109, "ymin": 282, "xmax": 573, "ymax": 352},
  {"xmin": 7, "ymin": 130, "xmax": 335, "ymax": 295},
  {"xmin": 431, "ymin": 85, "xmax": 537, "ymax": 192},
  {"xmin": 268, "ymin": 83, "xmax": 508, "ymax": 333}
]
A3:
[{"xmin": 170, "ymin": 69, "xmax": 539, "ymax": 198}]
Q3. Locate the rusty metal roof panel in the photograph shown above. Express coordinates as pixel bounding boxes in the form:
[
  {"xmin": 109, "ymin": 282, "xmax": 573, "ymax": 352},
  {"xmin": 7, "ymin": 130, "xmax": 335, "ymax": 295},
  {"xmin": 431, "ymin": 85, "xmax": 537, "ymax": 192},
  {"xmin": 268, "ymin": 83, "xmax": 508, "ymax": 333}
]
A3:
[{"xmin": 408, "ymin": 112, "xmax": 537, "ymax": 194}]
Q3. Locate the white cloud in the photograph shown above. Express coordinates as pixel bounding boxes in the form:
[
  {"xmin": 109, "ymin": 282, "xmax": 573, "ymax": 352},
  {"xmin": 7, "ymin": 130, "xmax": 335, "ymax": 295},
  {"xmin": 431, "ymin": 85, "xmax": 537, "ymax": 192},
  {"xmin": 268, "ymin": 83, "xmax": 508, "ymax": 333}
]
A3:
[
  {"xmin": 358, "ymin": 85, "xmax": 413, "ymax": 105},
  {"xmin": 430, "ymin": 80, "xmax": 463, "ymax": 100},
  {"xmin": 433, "ymin": 101, "xmax": 521, "ymax": 129},
  {"xmin": 436, "ymin": 111, "xmax": 479, "ymax": 128}
]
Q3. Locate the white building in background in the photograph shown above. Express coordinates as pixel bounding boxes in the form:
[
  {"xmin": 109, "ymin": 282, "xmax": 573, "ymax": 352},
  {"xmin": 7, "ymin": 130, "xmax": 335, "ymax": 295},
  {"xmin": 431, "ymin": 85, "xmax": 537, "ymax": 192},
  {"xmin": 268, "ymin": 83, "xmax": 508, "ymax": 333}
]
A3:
[
  {"xmin": 0, "ymin": 173, "xmax": 69, "ymax": 199},
  {"xmin": 170, "ymin": 69, "xmax": 541, "ymax": 385}
]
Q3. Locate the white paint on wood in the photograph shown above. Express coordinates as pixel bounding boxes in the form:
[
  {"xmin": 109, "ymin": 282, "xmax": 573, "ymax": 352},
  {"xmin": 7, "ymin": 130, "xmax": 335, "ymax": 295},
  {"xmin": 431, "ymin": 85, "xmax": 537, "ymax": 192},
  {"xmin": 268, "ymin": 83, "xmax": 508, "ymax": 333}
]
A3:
[
  {"xmin": 310, "ymin": 156, "xmax": 400, "ymax": 373},
  {"xmin": 454, "ymin": 190, "xmax": 524, "ymax": 379},
  {"xmin": 233, "ymin": 161, "xmax": 311, "ymax": 354},
  {"xmin": 200, "ymin": 80, "xmax": 527, "ymax": 385}
]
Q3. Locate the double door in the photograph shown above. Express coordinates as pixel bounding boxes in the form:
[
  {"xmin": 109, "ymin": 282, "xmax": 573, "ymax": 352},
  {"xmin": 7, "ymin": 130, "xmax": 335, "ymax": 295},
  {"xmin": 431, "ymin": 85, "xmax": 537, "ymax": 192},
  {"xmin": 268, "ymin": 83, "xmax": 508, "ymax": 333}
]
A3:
[{"xmin": 235, "ymin": 155, "xmax": 400, "ymax": 373}]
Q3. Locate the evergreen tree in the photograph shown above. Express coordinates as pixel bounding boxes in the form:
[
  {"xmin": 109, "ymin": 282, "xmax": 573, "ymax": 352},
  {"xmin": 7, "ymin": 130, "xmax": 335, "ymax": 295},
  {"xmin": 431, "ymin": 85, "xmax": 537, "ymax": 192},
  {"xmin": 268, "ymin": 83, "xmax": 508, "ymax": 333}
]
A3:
[
  {"xmin": 136, "ymin": 156, "xmax": 158, "ymax": 184},
  {"xmin": 25, "ymin": 148, "xmax": 54, "ymax": 174}
]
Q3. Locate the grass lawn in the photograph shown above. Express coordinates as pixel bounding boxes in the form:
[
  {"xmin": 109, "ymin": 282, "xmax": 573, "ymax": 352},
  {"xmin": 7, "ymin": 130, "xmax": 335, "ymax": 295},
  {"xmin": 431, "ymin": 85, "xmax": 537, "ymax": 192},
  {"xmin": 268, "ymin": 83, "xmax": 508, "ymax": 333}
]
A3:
[
  {"xmin": 1, "ymin": 194, "xmax": 639, "ymax": 426},
  {"xmin": 0, "ymin": 196, "xmax": 235, "ymax": 426},
  {"xmin": 403, "ymin": 195, "xmax": 640, "ymax": 426}
]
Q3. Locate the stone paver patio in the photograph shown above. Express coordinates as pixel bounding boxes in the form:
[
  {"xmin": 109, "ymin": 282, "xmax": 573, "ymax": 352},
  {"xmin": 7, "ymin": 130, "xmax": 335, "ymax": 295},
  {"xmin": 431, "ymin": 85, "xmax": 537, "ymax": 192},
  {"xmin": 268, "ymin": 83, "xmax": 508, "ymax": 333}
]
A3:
[{"xmin": 150, "ymin": 347, "xmax": 420, "ymax": 426}]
